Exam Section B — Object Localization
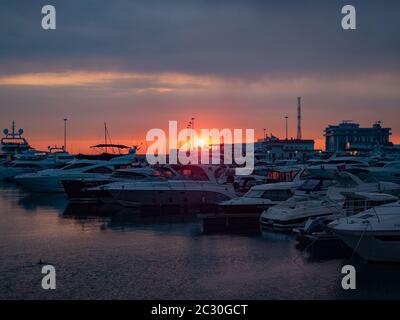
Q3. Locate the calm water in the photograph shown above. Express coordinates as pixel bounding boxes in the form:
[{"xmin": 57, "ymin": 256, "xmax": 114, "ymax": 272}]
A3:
[{"xmin": 1, "ymin": 183, "xmax": 400, "ymax": 300}]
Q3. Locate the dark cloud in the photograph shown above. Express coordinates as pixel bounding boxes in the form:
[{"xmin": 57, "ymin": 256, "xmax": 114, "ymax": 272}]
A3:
[
  {"xmin": 1, "ymin": 0, "xmax": 400, "ymax": 151},
  {"xmin": 0, "ymin": 0, "xmax": 399, "ymax": 78}
]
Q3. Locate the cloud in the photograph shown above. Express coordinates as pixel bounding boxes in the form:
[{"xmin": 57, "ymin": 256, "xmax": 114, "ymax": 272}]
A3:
[
  {"xmin": 0, "ymin": 0, "xmax": 400, "ymax": 151},
  {"xmin": 1, "ymin": 0, "xmax": 399, "ymax": 79}
]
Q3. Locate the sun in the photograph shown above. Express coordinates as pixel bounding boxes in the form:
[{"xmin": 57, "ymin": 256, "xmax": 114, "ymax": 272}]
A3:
[{"xmin": 196, "ymin": 138, "xmax": 208, "ymax": 149}]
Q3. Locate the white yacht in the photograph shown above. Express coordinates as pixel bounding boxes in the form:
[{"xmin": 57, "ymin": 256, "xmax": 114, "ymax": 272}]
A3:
[
  {"xmin": 62, "ymin": 166, "xmax": 180, "ymax": 203},
  {"xmin": 346, "ymin": 161, "xmax": 400, "ymax": 184},
  {"xmin": 88, "ymin": 165, "xmax": 237, "ymax": 209},
  {"xmin": 0, "ymin": 121, "xmax": 30, "ymax": 160},
  {"xmin": 295, "ymin": 192, "xmax": 399, "ymax": 247},
  {"xmin": 219, "ymin": 182, "xmax": 296, "ymax": 214},
  {"xmin": 232, "ymin": 164, "xmax": 306, "ymax": 194},
  {"xmin": 330, "ymin": 200, "xmax": 400, "ymax": 262},
  {"xmin": 306, "ymin": 156, "xmax": 371, "ymax": 178},
  {"xmin": 326, "ymin": 171, "xmax": 400, "ymax": 201},
  {"xmin": 219, "ymin": 171, "xmax": 325, "ymax": 214},
  {"xmin": 14, "ymin": 153, "xmax": 135, "ymax": 193},
  {"xmin": 259, "ymin": 171, "xmax": 400, "ymax": 231},
  {"xmin": 0, "ymin": 149, "xmax": 74, "ymax": 181}
]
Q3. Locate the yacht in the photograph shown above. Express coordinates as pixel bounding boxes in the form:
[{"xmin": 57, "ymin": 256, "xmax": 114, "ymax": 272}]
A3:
[
  {"xmin": 88, "ymin": 165, "xmax": 237, "ymax": 210},
  {"xmin": 295, "ymin": 192, "xmax": 399, "ymax": 247},
  {"xmin": 306, "ymin": 156, "xmax": 371, "ymax": 178},
  {"xmin": 62, "ymin": 166, "xmax": 180, "ymax": 203},
  {"xmin": 0, "ymin": 149, "xmax": 74, "ymax": 181},
  {"xmin": 0, "ymin": 121, "xmax": 30, "ymax": 160},
  {"xmin": 219, "ymin": 182, "xmax": 296, "ymax": 214},
  {"xmin": 259, "ymin": 171, "xmax": 400, "ymax": 231},
  {"xmin": 346, "ymin": 161, "xmax": 400, "ymax": 184},
  {"xmin": 14, "ymin": 153, "xmax": 135, "ymax": 193},
  {"xmin": 330, "ymin": 200, "xmax": 400, "ymax": 262},
  {"xmin": 219, "ymin": 169, "xmax": 326, "ymax": 214}
]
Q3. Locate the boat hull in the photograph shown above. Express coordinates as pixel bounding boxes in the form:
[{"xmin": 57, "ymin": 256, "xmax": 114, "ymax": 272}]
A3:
[
  {"xmin": 15, "ymin": 176, "xmax": 65, "ymax": 193},
  {"xmin": 110, "ymin": 189, "xmax": 234, "ymax": 210},
  {"xmin": 62, "ymin": 179, "xmax": 113, "ymax": 203},
  {"xmin": 335, "ymin": 230, "xmax": 400, "ymax": 262}
]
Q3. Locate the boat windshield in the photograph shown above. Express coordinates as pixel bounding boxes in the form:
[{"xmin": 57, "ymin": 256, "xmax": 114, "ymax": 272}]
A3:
[
  {"xmin": 298, "ymin": 179, "xmax": 332, "ymax": 192},
  {"xmin": 344, "ymin": 198, "xmax": 398, "ymax": 215},
  {"xmin": 172, "ymin": 165, "xmax": 210, "ymax": 181},
  {"xmin": 244, "ymin": 190, "xmax": 265, "ymax": 198},
  {"xmin": 298, "ymin": 179, "xmax": 320, "ymax": 191},
  {"xmin": 62, "ymin": 163, "xmax": 94, "ymax": 170}
]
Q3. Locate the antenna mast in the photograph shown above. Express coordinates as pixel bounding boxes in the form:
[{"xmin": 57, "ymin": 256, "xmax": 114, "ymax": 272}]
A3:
[{"xmin": 297, "ymin": 97, "xmax": 302, "ymax": 140}]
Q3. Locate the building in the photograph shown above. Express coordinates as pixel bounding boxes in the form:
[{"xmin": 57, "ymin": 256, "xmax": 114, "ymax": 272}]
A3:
[
  {"xmin": 256, "ymin": 136, "xmax": 315, "ymax": 161},
  {"xmin": 324, "ymin": 121, "xmax": 392, "ymax": 152}
]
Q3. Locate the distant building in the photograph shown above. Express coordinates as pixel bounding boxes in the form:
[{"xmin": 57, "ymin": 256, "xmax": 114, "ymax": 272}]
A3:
[
  {"xmin": 256, "ymin": 136, "xmax": 315, "ymax": 161},
  {"xmin": 324, "ymin": 121, "xmax": 392, "ymax": 152}
]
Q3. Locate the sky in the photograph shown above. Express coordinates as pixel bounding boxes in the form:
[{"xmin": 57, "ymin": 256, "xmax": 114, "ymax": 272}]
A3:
[{"xmin": 1, "ymin": 0, "xmax": 400, "ymax": 153}]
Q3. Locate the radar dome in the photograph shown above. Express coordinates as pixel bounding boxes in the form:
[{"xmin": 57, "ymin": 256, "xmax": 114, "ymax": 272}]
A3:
[
  {"xmin": 18, "ymin": 128, "xmax": 24, "ymax": 134},
  {"xmin": 3, "ymin": 129, "xmax": 9, "ymax": 135}
]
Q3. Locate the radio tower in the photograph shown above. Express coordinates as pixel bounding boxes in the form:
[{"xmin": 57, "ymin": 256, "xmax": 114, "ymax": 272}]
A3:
[{"xmin": 297, "ymin": 97, "xmax": 302, "ymax": 140}]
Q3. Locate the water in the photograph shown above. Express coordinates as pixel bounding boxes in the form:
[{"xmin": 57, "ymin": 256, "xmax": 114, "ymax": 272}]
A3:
[{"xmin": 1, "ymin": 183, "xmax": 400, "ymax": 300}]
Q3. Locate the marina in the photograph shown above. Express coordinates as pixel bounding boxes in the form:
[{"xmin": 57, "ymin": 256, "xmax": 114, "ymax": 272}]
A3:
[
  {"xmin": 1, "ymin": 117, "xmax": 400, "ymax": 300},
  {"xmin": 1, "ymin": 1, "xmax": 400, "ymax": 304}
]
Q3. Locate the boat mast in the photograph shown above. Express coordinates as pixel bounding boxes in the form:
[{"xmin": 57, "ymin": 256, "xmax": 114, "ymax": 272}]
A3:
[
  {"xmin": 63, "ymin": 118, "xmax": 68, "ymax": 152},
  {"xmin": 104, "ymin": 122, "xmax": 107, "ymax": 153}
]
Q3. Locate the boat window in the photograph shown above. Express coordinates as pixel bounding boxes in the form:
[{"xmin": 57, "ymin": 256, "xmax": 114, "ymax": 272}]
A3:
[
  {"xmin": 13, "ymin": 163, "xmax": 42, "ymax": 169},
  {"xmin": 344, "ymin": 199, "xmax": 366, "ymax": 215},
  {"xmin": 358, "ymin": 175, "xmax": 379, "ymax": 183},
  {"xmin": 175, "ymin": 166, "xmax": 210, "ymax": 181},
  {"xmin": 262, "ymin": 190, "xmax": 292, "ymax": 201},
  {"xmin": 359, "ymin": 214, "xmax": 374, "ymax": 219},
  {"xmin": 298, "ymin": 179, "xmax": 320, "ymax": 191},
  {"xmin": 85, "ymin": 166, "xmax": 114, "ymax": 174},
  {"xmin": 58, "ymin": 156, "xmax": 74, "ymax": 160},
  {"xmin": 214, "ymin": 167, "xmax": 227, "ymax": 179},
  {"xmin": 267, "ymin": 169, "xmax": 299, "ymax": 183},
  {"xmin": 113, "ymin": 171, "xmax": 146, "ymax": 178},
  {"xmin": 384, "ymin": 163, "xmax": 400, "ymax": 169},
  {"xmin": 54, "ymin": 163, "xmax": 69, "ymax": 169},
  {"xmin": 62, "ymin": 163, "xmax": 93, "ymax": 170},
  {"xmin": 373, "ymin": 162, "xmax": 386, "ymax": 168},
  {"xmin": 299, "ymin": 169, "xmax": 310, "ymax": 179},
  {"xmin": 253, "ymin": 168, "xmax": 269, "ymax": 176},
  {"xmin": 334, "ymin": 176, "xmax": 358, "ymax": 188},
  {"xmin": 330, "ymin": 159, "xmax": 363, "ymax": 165},
  {"xmin": 244, "ymin": 190, "xmax": 265, "ymax": 198},
  {"xmin": 158, "ymin": 168, "xmax": 176, "ymax": 178}
]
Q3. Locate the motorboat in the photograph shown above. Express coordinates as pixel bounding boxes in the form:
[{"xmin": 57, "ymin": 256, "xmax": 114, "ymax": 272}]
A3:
[
  {"xmin": 62, "ymin": 166, "xmax": 180, "ymax": 203},
  {"xmin": 14, "ymin": 153, "xmax": 135, "ymax": 193},
  {"xmin": 346, "ymin": 161, "xmax": 400, "ymax": 184},
  {"xmin": 326, "ymin": 171, "xmax": 400, "ymax": 201},
  {"xmin": 220, "ymin": 165, "xmax": 335, "ymax": 214},
  {"xmin": 219, "ymin": 182, "xmax": 297, "ymax": 214},
  {"xmin": 260, "ymin": 197, "xmax": 343, "ymax": 231},
  {"xmin": 88, "ymin": 165, "xmax": 237, "ymax": 210},
  {"xmin": 259, "ymin": 171, "xmax": 400, "ymax": 231},
  {"xmin": 330, "ymin": 200, "xmax": 400, "ymax": 262},
  {"xmin": 232, "ymin": 164, "xmax": 302, "ymax": 194},
  {"xmin": 295, "ymin": 192, "xmax": 399, "ymax": 247},
  {"xmin": 0, "ymin": 149, "xmax": 74, "ymax": 181},
  {"xmin": 306, "ymin": 156, "xmax": 371, "ymax": 178}
]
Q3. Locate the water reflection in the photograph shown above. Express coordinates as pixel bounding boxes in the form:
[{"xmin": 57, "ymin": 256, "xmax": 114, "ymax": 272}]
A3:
[
  {"xmin": 1, "ymin": 183, "xmax": 400, "ymax": 299},
  {"xmin": 18, "ymin": 193, "xmax": 68, "ymax": 212}
]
